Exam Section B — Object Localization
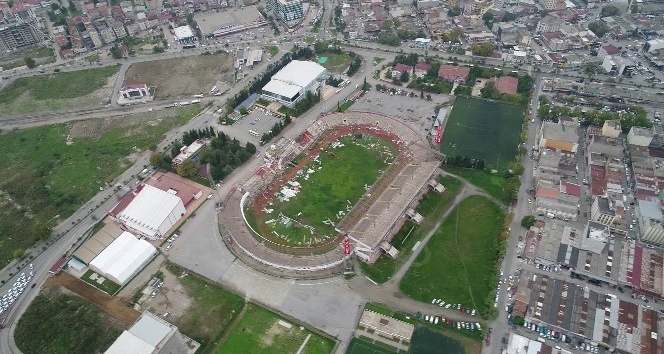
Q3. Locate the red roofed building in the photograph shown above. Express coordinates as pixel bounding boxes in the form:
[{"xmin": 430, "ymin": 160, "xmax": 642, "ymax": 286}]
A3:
[
  {"xmin": 391, "ymin": 63, "xmax": 413, "ymax": 78},
  {"xmin": 493, "ymin": 76, "xmax": 519, "ymax": 95},
  {"xmin": 590, "ymin": 165, "xmax": 607, "ymax": 196},
  {"xmin": 414, "ymin": 62, "xmax": 430, "ymax": 78},
  {"xmin": 438, "ymin": 65, "xmax": 470, "ymax": 83},
  {"xmin": 598, "ymin": 45, "xmax": 620, "ymax": 61},
  {"xmin": 119, "ymin": 82, "xmax": 149, "ymax": 99}
]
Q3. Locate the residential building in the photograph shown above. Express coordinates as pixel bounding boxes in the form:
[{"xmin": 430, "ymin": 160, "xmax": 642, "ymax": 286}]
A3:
[
  {"xmin": 602, "ymin": 55, "xmax": 635, "ymax": 76},
  {"xmin": 414, "ymin": 62, "xmax": 430, "ymax": 78},
  {"xmin": 648, "ymin": 134, "xmax": 664, "ymax": 159},
  {"xmin": 536, "ymin": 15, "xmax": 564, "ymax": 33},
  {"xmin": 539, "ymin": 0, "xmax": 565, "ymax": 11},
  {"xmin": 644, "ymin": 38, "xmax": 664, "ymax": 53},
  {"xmin": 590, "ymin": 196, "xmax": 617, "ymax": 226},
  {"xmin": 538, "ymin": 118, "xmax": 579, "ymax": 154},
  {"xmin": 627, "ymin": 127, "xmax": 654, "ymax": 147},
  {"xmin": 438, "ymin": 65, "xmax": 470, "ymax": 83},
  {"xmin": 466, "ymin": 32, "xmax": 495, "ymax": 44},
  {"xmin": 267, "ymin": 0, "xmax": 304, "ymax": 25},
  {"xmin": 416, "ymin": 0, "xmax": 440, "ymax": 9},
  {"xmin": 0, "ymin": 21, "xmax": 42, "ymax": 51},
  {"xmin": 637, "ymin": 199, "xmax": 664, "ymax": 246},
  {"xmin": 602, "ymin": 120, "xmax": 621, "ymax": 138},
  {"xmin": 598, "ymin": 44, "xmax": 620, "ymax": 61}
]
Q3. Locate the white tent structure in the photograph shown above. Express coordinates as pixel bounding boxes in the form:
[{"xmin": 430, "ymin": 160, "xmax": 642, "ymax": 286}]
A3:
[
  {"xmin": 89, "ymin": 232, "xmax": 157, "ymax": 285},
  {"xmin": 117, "ymin": 184, "xmax": 186, "ymax": 240}
]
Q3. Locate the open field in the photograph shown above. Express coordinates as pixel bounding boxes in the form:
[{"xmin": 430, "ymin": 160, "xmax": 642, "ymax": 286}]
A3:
[
  {"xmin": 15, "ymin": 293, "xmax": 122, "ymax": 354},
  {"xmin": 319, "ymin": 53, "xmax": 353, "ymax": 74},
  {"xmin": 123, "ymin": 54, "xmax": 234, "ymax": 99},
  {"xmin": 0, "ymin": 66, "xmax": 119, "ymax": 115},
  {"xmin": 164, "ymin": 264, "xmax": 245, "ymax": 351},
  {"xmin": 250, "ymin": 134, "xmax": 395, "ymax": 247},
  {"xmin": 43, "ymin": 272, "xmax": 141, "ymax": 326},
  {"xmin": 360, "ymin": 176, "xmax": 462, "ymax": 283},
  {"xmin": 410, "ymin": 327, "xmax": 474, "ymax": 354},
  {"xmin": 0, "ymin": 47, "xmax": 55, "ymax": 70},
  {"xmin": 346, "ymin": 337, "xmax": 401, "ymax": 354},
  {"xmin": 267, "ymin": 46, "xmax": 279, "ymax": 56},
  {"xmin": 214, "ymin": 304, "xmax": 335, "ymax": 354},
  {"xmin": 0, "ymin": 106, "xmax": 202, "ymax": 269},
  {"xmin": 445, "ymin": 167, "xmax": 513, "ymax": 204},
  {"xmin": 441, "ymin": 96, "xmax": 523, "ymax": 166},
  {"xmin": 400, "ymin": 196, "xmax": 504, "ymax": 318}
]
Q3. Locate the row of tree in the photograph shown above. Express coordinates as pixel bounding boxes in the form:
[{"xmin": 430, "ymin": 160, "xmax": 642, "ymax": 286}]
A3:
[
  {"xmin": 260, "ymin": 116, "xmax": 292, "ymax": 145},
  {"xmin": 443, "ymin": 155, "xmax": 485, "ymax": 170}
]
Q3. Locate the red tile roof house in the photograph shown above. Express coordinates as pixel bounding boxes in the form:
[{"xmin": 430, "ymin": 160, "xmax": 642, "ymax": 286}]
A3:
[
  {"xmin": 438, "ymin": 65, "xmax": 470, "ymax": 83},
  {"xmin": 414, "ymin": 62, "xmax": 430, "ymax": 78},
  {"xmin": 493, "ymin": 76, "xmax": 519, "ymax": 95},
  {"xmin": 391, "ymin": 63, "xmax": 413, "ymax": 78}
]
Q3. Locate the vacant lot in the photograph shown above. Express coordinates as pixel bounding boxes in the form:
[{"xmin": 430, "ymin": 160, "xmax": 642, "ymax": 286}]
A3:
[
  {"xmin": 214, "ymin": 304, "xmax": 335, "ymax": 354},
  {"xmin": 319, "ymin": 53, "xmax": 353, "ymax": 74},
  {"xmin": 400, "ymin": 196, "xmax": 504, "ymax": 318},
  {"xmin": 441, "ymin": 97, "xmax": 523, "ymax": 167},
  {"xmin": 445, "ymin": 166, "xmax": 514, "ymax": 204},
  {"xmin": 15, "ymin": 293, "xmax": 122, "ymax": 354},
  {"xmin": 165, "ymin": 264, "xmax": 245, "ymax": 351},
  {"xmin": 360, "ymin": 176, "xmax": 462, "ymax": 283},
  {"xmin": 0, "ymin": 106, "xmax": 202, "ymax": 269},
  {"xmin": 251, "ymin": 134, "xmax": 395, "ymax": 247},
  {"xmin": 0, "ymin": 66, "xmax": 119, "ymax": 115},
  {"xmin": 123, "ymin": 54, "xmax": 234, "ymax": 99}
]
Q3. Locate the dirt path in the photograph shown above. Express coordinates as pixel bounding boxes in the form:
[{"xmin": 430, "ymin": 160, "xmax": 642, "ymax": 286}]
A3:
[{"xmin": 44, "ymin": 272, "xmax": 140, "ymax": 327}]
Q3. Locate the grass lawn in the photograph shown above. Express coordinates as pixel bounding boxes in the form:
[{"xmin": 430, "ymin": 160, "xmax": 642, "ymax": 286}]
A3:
[
  {"xmin": 304, "ymin": 36, "xmax": 315, "ymax": 44},
  {"xmin": 346, "ymin": 337, "xmax": 401, "ymax": 354},
  {"xmin": 360, "ymin": 176, "xmax": 462, "ymax": 283},
  {"xmin": 0, "ymin": 47, "xmax": 55, "ymax": 70},
  {"xmin": 441, "ymin": 96, "xmax": 524, "ymax": 167},
  {"xmin": 320, "ymin": 53, "xmax": 353, "ymax": 74},
  {"xmin": 252, "ymin": 135, "xmax": 395, "ymax": 247},
  {"xmin": 0, "ymin": 106, "xmax": 202, "ymax": 269},
  {"xmin": 445, "ymin": 166, "xmax": 512, "ymax": 204},
  {"xmin": 400, "ymin": 196, "xmax": 504, "ymax": 319},
  {"xmin": 0, "ymin": 65, "xmax": 118, "ymax": 104},
  {"xmin": 214, "ymin": 304, "xmax": 335, "ymax": 354},
  {"xmin": 80, "ymin": 269, "xmax": 121, "ymax": 295},
  {"xmin": 338, "ymin": 100, "xmax": 354, "ymax": 111},
  {"xmin": 267, "ymin": 46, "xmax": 279, "ymax": 57},
  {"xmin": 166, "ymin": 264, "xmax": 245, "ymax": 351}
]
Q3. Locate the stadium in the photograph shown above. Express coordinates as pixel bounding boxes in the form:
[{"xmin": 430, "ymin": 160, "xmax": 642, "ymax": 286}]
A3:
[{"xmin": 219, "ymin": 111, "xmax": 443, "ymax": 276}]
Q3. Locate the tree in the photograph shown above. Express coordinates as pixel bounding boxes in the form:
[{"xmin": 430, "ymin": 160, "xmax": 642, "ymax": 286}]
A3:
[
  {"xmin": 170, "ymin": 141, "xmax": 184, "ymax": 158},
  {"xmin": 512, "ymin": 316, "xmax": 525, "ymax": 327},
  {"xmin": 447, "ymin": 6, "xmax": 461, "ymax": 16},
  {"xmin": 245, "ymin": 142, "xmax": 257, "ymax": 155},
  {"xmin": 583, "ymin": 64, "xmax": 596, "ymax": 79},
  {"xmin": 153, "ymin": 46, "xmax": 165, "ymax": 53},
  {"xmin": 24, "ymin": 57, "xmax": 36, "ymax": 69},
  {"xmin": 482, "ymin": 12, "xmax": 494, "ymax": 29},
  {"xmin": 239, "ymin": 106, "xmax": 249, "ymax": 115},
  {"xmin": 13, "ymin": 248, "xmax": 25, "ymax": 259},
  {"xmin": 176, "ymin": 159, "xmax": 198, "ymax": 178},
  {"xmin": 471, "ymin": 43, "xmax": 495, "ymax": 57},
  {"xmin": 400, "ymin": 70, "xmax": 410, "ymax": 82},
  {"xmin": 600, "ymin": 5, "xmax": 620, "ymax": 17},
  {"xmin": 448, "ymin": 27, "xmax": 463, "ymax": 42},
  {"xmin": 588, "ymin": 21, "xmax": 609, "ymax": 38},
  {"xmin": 32, "ymin": 222, "xmax": 52, "ymax": 240},
  {"xmin": 521, "ymin": 215, "xmax": 536, "ymax": 229},
  {"xmin": 150, "ymin": 153, "xmax": 162, "ymax": 167},
  {"xmin": 109, "ymin": 45, "xmax": 122, "ymax": 59}
]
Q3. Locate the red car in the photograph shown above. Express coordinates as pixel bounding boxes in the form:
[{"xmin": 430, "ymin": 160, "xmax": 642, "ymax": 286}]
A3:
[{"xmin": 460, "ymin": 306, "xmax": 465, "ymax": 313}]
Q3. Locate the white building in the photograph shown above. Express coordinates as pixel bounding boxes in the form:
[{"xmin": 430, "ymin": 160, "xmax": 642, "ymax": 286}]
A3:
[
  {"xmin": 105, "ymin": 312, "xmax": 199, "ymax": 354},
  {"xmin": 638, "ymin": 199, "xmax": 664, "ymax": 246},
  {"xmin": 644, "ymin": 38, "xmax": 664, "ymax": 53},
  {"xmin": 112, "ymin": 184, "xmax": 186, "ymax": 240},
  {"xmin": 173, "ymin": 25, "xmax": 196, "ymax": 45},
  {"xmin": 120, "ymin": 82, "xmax": 150, "ymax": 99},
  {"xmin": 627, "ymin": 126, "xmax": 653, "ymax": 147},
  {"xmin": 266, "ymin": 0, "xmax": 304, "ymax": 25},
  {"xmin": 261, "ymin": 60, "xmax": 327, "ymax": 107},
  {"xmin": 89, "ymin": 232, "xmax": 157, "ymax": 285},
  {"xmin": 172, "ymin": 139, "xmax": 206, "ymax": 165}
]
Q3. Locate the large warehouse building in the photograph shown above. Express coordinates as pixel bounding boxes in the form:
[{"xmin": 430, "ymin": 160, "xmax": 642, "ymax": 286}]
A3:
[
  {"xmin": 89, "ymin": 232, "xmax": 157, "ymax": 285},
  {"xmin": 73, "ymin": 222, "xmax": 124, "ymax": 264},
  {"xmin": 110, "ymin": 184, "xmax": 186, "ymax": 240},
  {"xmin": 261, "ymin": 60, "xmax": 326, "ymax": 107},
  {"xmin": 105, "ymin": 311, "xmax": 199, "ymax": 354}
]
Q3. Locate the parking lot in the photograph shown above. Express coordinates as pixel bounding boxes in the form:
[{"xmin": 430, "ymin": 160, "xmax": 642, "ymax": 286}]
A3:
[{"xmin": 218, "ymin": 108, "xmax": 282, "ymax": 145}]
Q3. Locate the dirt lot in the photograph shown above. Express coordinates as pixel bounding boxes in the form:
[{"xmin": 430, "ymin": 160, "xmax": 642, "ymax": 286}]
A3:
[
  {"xmin": 141, "ymin": 267, "xmax": 192, "ymax": 321},
  {"xmin": 123, "ymin": 54, "xmax": 234, "ymax": 99},
  {"xmin": 68, "ymin": 109, "xmax": 183, "ymax": 140},
  {"xmin": 44, "ymin": 272, "xmax": 140, "ymax": 327}
]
